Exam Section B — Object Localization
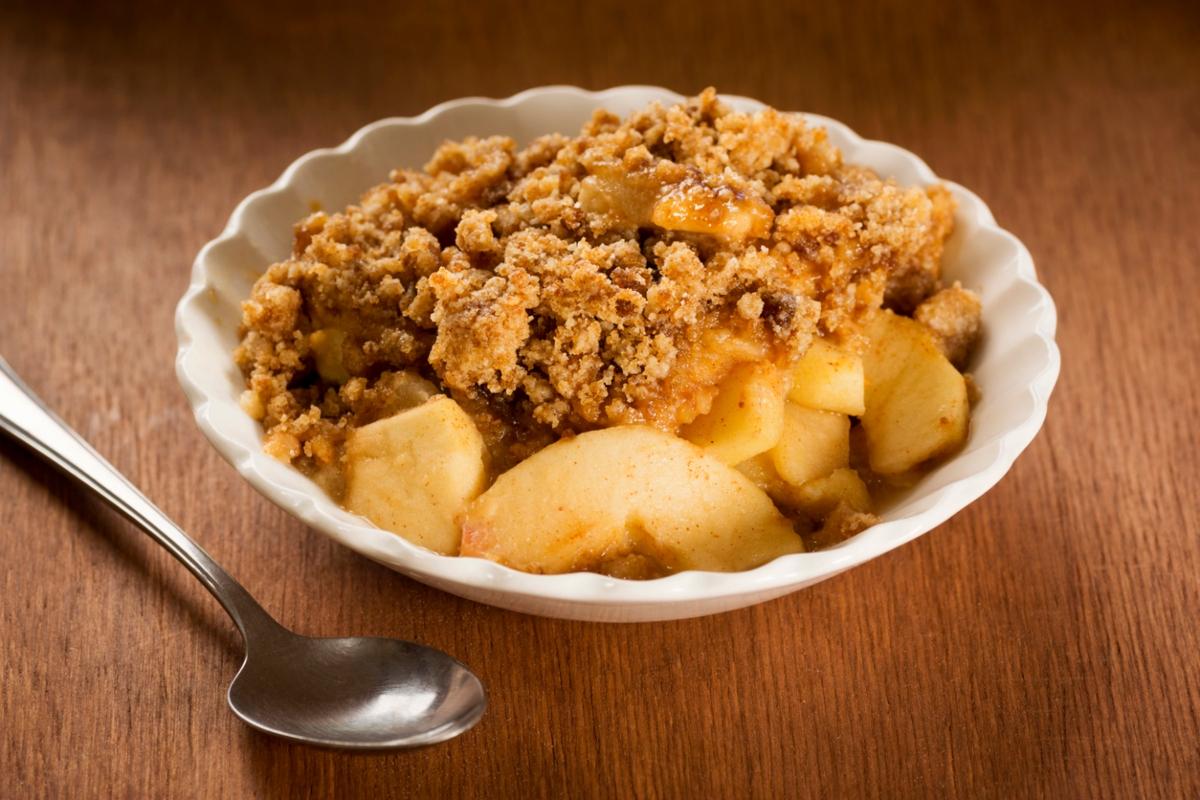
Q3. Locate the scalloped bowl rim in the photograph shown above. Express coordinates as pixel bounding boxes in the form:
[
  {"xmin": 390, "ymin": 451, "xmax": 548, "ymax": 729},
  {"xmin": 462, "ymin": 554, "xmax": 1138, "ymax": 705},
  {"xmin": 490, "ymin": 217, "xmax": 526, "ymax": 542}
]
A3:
[{"xmin": 175, "ymin": 85, "xmax": 1060, "ymax": 616}]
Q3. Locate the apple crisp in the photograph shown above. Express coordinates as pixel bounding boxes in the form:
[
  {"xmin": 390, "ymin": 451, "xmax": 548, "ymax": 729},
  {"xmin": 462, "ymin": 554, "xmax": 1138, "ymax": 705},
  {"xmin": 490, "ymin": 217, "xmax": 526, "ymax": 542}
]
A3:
[{"xmin": 236, "ymin": 89, "xmax": 977, "ymax": 566}]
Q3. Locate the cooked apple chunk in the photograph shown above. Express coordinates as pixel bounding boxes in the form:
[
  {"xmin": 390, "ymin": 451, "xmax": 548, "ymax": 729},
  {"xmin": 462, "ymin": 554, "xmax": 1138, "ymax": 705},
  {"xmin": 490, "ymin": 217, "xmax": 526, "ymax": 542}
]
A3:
[
  {"xmin": 736, "ymin": 452, "xmax": 789, "ymax": 496},
  {"xmin": 787, "ymin": 339, "xmax": 865, "ymax": 415},
  {"xmin": 309, "ymin": 328, "xmax": 350, "ymax": 384},
  {"xmin": 862, "ymin": 310, "xmax": 969, "ymax": 475},
  {"xmin": 344, "ymin": 396, "xmax": 488, "ymax": 555},
  {"xmin": 770, "ymin": 403, "xmax": 850, "ymax": 487},
  {"xmin": 792, "ymin": 468, "xmax": 873, "ymax": 519},
  {"xmin": 681, "ymin": 362, "xmax": 787, "ymax": 465},
  {"xmin": 578, "ymin": 163, "xmax": 774, "ymax": 240},
  {"xmin": 651, "ymin": 179, "xmax": 774, "ymax": 240},
  {"xmin": 735, "ymin": 452, "xmax": 811, "ymax": 512},
  {"xmin": 460, "ymin": 426, "xmax": 803, "ymax": 576}
]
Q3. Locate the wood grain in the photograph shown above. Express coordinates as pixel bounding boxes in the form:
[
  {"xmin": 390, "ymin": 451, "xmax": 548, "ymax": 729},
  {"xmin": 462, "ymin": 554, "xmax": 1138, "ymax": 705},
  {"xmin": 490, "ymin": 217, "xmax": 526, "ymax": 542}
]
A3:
[{"xmin": 1, "ymin": 1, "xmax": 1197, "ymax": 797}]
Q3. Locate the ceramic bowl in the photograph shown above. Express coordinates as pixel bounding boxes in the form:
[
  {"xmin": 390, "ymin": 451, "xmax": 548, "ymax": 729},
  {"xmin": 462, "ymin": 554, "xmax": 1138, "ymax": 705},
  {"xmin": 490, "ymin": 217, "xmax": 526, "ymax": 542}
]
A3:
[{"xmin": 175, "ymin": 86, "xmax": 1060, "ymax": 621}]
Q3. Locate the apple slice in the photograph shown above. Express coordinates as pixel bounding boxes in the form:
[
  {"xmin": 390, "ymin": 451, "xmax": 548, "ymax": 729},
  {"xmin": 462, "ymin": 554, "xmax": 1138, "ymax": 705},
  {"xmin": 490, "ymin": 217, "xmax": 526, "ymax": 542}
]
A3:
[
  {"xmin": 787, "ymin": 339, "xmax": 865, "ymax": 415},
  {"xmin": 344, "ymin": 396, "xmax": 488, "ymax": 555},
  {"xmin": 862, "ymin": 310, "xmax": 969, "ymax": 475},
  {"xmin": 309, "ymin": 328, "xmax": 350, "ymax": 384},
  {"xmin": 681, "ymin": 362, "xmax": 787, "ymax": 465},
  {"xmin": 460, "ymin": 425, "xmax": 802, "ymax": 575},
  {"xmin": 770, "ymin": 403, "xmax": 850, "ymax": 487},
  {"xmin": 792, "ymin": 468, "xmax": 873, "ymax": 519}
]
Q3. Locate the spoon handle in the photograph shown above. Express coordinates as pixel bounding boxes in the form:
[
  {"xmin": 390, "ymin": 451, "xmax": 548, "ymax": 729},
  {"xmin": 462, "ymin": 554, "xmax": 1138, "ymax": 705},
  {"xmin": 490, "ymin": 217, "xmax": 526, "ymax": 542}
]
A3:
[{"xmin": 0, "ymin": 356, "xmax": 276, "ymax": 639}]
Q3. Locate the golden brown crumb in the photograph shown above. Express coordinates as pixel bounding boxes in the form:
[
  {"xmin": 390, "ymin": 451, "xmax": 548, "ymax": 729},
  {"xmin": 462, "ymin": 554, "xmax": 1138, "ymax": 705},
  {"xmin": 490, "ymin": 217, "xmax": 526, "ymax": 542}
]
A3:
[
  {"xmin": 236, "ymin": 88, "xmax": 956, "ymax": 473},
  {"xmin": 914, "ymin": 281, "xmax": 983, "ymax": 368},
  {"xmin": 806, "ymin": 501, "xmax": 879, "ymax": 549},
  {"xmin": 881, "ymin": 183, "xmax": 956, "ymax": 313}
]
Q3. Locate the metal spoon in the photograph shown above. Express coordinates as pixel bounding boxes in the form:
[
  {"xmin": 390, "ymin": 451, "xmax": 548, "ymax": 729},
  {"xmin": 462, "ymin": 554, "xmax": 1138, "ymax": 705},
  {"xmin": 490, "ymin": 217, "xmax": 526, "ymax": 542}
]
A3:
[{"xmin": 0, "ymin": 357, "xmax": 486, "ymax": 748}]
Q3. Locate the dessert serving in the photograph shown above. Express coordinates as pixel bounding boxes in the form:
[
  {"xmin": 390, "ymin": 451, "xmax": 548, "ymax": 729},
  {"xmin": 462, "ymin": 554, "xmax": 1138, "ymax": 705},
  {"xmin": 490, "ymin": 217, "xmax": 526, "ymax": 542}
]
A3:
[{"xmin": 234, "ymin": 89, "xmax": 982, "ymax": 579}]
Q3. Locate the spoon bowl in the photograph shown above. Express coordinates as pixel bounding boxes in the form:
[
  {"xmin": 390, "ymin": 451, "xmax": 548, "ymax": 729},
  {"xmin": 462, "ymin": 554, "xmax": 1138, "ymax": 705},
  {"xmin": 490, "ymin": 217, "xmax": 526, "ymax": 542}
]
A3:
[{"xmin": 228, "ymin": 629, "xmax": 486, "ymax": 748}]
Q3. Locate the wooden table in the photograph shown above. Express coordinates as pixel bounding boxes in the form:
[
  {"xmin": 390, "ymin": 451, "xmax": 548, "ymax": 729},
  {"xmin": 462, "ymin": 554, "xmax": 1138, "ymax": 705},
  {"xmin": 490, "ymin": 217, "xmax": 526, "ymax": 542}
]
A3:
[{"xmin": 2, "ymin": 1, "xmax": 1197, "ymax": 797}]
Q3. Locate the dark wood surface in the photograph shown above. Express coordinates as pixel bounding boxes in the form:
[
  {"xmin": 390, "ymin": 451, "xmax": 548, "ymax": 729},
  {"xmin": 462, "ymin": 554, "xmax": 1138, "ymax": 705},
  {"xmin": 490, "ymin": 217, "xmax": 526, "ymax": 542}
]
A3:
[{"xmin": 2, "ymin": 1, "xmax": 1197, "ymax": 797}]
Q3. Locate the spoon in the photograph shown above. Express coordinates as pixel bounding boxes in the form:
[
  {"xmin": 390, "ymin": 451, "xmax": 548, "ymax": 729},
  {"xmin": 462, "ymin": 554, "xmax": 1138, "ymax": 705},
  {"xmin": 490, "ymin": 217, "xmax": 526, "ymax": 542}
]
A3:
[{"xmin": 0, "ymin": 357, "xmax": 486, "ymax": 748}]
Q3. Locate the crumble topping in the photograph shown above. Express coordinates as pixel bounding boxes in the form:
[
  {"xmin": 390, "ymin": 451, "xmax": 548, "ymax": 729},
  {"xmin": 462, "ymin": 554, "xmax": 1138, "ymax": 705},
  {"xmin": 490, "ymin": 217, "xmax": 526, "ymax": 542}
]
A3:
[
  {"xmin": 913, "ymin": 282, "xmax": 983, "ymax": 368},
  {"xmin": 236, "ymin": 88, "xmax": 956, "ymax": 478}
]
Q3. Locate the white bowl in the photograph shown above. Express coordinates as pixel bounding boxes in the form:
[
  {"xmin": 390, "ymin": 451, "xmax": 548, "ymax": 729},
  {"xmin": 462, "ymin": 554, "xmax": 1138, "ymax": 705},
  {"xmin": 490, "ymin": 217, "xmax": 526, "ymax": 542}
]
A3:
[{"xmin": 175, "ymin": 86, "xmax": 1060, "ymax": 622}]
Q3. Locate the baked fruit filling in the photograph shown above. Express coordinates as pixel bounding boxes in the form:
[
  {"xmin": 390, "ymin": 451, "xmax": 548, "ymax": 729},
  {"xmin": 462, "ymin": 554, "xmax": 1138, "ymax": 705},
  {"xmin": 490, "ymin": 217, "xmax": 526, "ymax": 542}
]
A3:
[{"xmin": 235, "ymin": 89, "xmax": 981, "ymax": 577}]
